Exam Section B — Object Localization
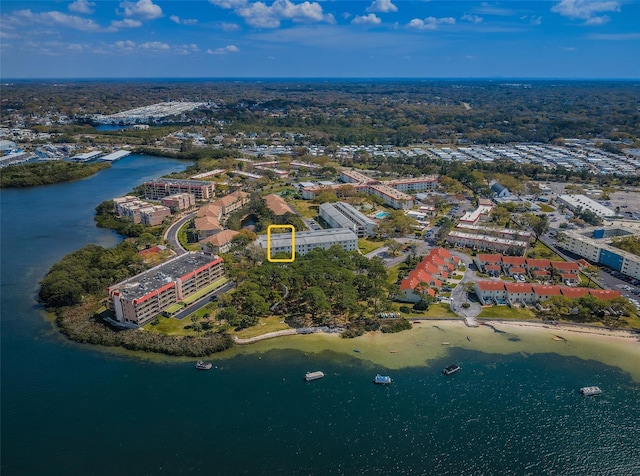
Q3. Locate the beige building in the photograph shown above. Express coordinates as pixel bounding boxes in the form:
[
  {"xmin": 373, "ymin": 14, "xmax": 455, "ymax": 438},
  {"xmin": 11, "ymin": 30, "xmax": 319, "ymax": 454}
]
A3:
[
  {"xmin": 144, "ymin": 178, "xmax": 215, "ymax": 201},
  {"xmin": 161, "ymin": 193, "xmax": 195, "ymax": 211},
  {"xmin": 200, "ymin": 229, "xmax": 240, "ymax": 254},
  {"xmin": 113, "ymin": 196, "xmax": 170, "ymax": 225}
]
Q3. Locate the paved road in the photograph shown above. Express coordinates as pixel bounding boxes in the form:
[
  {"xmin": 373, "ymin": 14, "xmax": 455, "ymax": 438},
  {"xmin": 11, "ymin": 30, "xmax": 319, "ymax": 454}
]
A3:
[
  {"xmin": 164, "ymin": 212, "xmax": 196, "ymax": 255},
  {"xmin": 174, "ymin": 281, "xmax": 235, "ymax": 320}
]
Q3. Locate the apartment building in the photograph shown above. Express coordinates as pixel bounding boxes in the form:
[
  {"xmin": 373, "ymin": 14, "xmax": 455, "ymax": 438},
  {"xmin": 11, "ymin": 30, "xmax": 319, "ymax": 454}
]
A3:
[
  {"xmin": 256, "ymin": 228, "xmax": 358, "ymax": 258},
  {"xmin": 108, "ymin": 252, "xmax": 225, "ymax": 326},
  {"xmin": 319, "ymin": 201, "xmax": 376, "ymax": 237},
  {"xmin": 161, "ymin": 193, "xmax": 195, "ymax": 211},
  {"xmin": 144, "ymin": 178, "xmax": 215, "ymax": 201},
  {"xmin": 113, "ymin": 196, "xmax": 170, "ymax": 225},
  {"xmin": 474, "ymin": 281, "xmax": 621, "ymax": 306},
  {"xmin": 398, "ymin": 247, "xmax": 460, "ymax": 302}
]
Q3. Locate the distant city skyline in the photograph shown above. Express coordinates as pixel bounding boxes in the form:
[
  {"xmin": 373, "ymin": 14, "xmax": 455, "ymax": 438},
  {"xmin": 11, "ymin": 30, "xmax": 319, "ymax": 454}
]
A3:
[{"xmin": 1, "ymin": 0, "xmax": 639, "ymax": 79}]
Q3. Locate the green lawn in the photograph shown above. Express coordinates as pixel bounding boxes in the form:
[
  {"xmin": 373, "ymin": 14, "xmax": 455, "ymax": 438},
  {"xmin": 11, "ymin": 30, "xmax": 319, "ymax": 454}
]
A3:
[
  {"xmin": 181, "ymin": 277, "xmax": 228, "ymax": 305},
  {"xmin": 539, "ymin": 204, "xmax": 555, "ymax": 213},
  {"xmin": 232, "ymin": 316, "xmax": 291, "ymax": 338},
  {"xmin": 287, "ymin": 199, "xmax": 319, "ymax": 219},
  {"xmin": 478, "ymin": 306, "xmax": 537, "ymax": 319},
  {"xmin": 414, "ymin": 303, "xmax": 458, "ymax": 318},
  {"xmin": 526, "ymin": 240, "xmax": 563, "ymax": 260},
  {"xmin": 387, "ymin": 263, "xmax": 403, "ymax": 284},
  {"xmin": 359, "ymin": 238, "xmax": 384, "ymax": 255},
  {"xmin": 178, "ymin": 222, "xmax": 200, "ymax": 251}
]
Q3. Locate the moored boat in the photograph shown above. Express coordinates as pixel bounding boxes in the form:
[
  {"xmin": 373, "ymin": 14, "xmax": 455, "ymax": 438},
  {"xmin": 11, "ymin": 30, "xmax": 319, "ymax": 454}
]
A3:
[
  {"xmin": 374, "ymin": 374, "xmax": 392, "ymax": 385},
  {"xmin": 195, "ymin": 360, "xmax": 213, "ymax": 370},
  {"xmin": 305, "ymin": 371, "xmax": 325, "ymax": 382},
  {"xmin": 580, "ymin": 386, "xmax": 602, "ymax": 396},
  {"xmin": 443, "ymin": 364, "xmax": 461, "ymax": 375}
]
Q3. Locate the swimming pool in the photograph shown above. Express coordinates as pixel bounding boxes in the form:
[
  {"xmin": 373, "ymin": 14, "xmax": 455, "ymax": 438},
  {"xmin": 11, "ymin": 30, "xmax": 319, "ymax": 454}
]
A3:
[{"xmin": 375, "ymin": 211, "xmax": 389, "ymax": 219}]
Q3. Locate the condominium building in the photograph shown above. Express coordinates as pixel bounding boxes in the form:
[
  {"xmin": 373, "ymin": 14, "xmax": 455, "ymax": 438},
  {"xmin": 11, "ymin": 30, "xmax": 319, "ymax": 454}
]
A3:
[
  {"xmin": 113, "ymin": 196, "xmax": 171, "ymax": 225},
  {"xmin": 557, "ymin": 194, "xmax": 616, "ymax": 219},
  {"xmin": 144, "ymin": 178, "xmax": 215, "ymax": 201},
  {"xmin": 385, "ymin": 176, "xmax": 438, "ymax": 192},
  {"xmin": 256, "ymin": 228, "xmax": 358, "ymax": 258},
  {"xmin": 319, "ymin": 202, "xmax": 376, "ymax": 237},
  {"xmin": 108, "ymin": 252, "xmax": 225, "ymax": 326},
  {"xmin": 474, "ymin": 281, "xmax": 621, "ymax": 306},
  {"xmin": 561, "ymin": 225, "xmax": 640, "ymax": 279},
  {"xmin": 161, "ymin": 193, "xmax": 195, "ymax": 211},
  {"xmin": 362, "ymin": 184, "xmax": 414, "ymax": 210}
]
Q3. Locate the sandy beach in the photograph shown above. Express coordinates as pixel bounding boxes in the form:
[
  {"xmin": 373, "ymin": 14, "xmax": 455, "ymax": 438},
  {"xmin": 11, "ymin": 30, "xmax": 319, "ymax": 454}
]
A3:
[{"xmin": 214, "ymin": 319, "xmax": 640, "ymax": 382}]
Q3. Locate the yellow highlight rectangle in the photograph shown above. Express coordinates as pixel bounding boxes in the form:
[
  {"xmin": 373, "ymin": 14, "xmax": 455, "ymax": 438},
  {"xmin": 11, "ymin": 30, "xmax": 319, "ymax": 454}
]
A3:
[{"xmin": 266, "ymin": 225, "xmax": 295, "ymax": 262}]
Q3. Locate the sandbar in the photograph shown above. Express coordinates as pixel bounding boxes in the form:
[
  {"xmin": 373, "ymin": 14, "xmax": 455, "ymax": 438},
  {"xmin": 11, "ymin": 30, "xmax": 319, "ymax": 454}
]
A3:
[{"xmin": 214, "ymin": 319, "xmax": 640, "ymax": 382}]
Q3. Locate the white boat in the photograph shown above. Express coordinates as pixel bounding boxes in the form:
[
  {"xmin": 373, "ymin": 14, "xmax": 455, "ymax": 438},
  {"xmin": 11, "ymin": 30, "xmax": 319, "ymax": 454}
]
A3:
[
  {"xmin": 443, "ymin": 364, "xmax": 461, "ymax": 375},
  {"xmin": 373, "ymin": 374, "xmax": 392, "ymax": 385},
  {"xmin": 305, "ymin": 371, "xmax": 324, "ymax": 382},
  {"xmin": 580, "ymin": 386, "xmax": 602, "ymax": 396},
  {"xmin": 195, "ymin": 360, "xmax": 212, "ymax": 370}
]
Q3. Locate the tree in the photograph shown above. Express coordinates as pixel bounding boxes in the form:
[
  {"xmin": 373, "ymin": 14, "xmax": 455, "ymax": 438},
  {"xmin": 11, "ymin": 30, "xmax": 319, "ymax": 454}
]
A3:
[
  {"xmin": 386, "ymin": 239, "xmax": 403, "ymax": 257},
  {"xmin": 522, "ymin": 213, "xmax": 549, "ymax": 243}
]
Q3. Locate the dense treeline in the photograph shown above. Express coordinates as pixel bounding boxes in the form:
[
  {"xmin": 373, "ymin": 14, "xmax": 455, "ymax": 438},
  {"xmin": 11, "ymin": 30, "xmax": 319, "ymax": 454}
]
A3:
[
  {"xmin": 0, "ymin": 161, "xmax": 110, "ymax": 188},
  {"xmin": 55, "ymin": 302, "xmax": 232, "ymax": 357},
  {"xmin": 536, "ymin": 295, "xmax": 634, "ymax": 326},
  {"xmin": 220, "ymin": 246, "xmax": 396, "ymax": 329},
  {"xmin": 39, "ymin": 242, "xmax": 145, "ymax": 308},
  {"xmin": 3, "ymin": 80, "xmax": 638, "ymax": 145}
]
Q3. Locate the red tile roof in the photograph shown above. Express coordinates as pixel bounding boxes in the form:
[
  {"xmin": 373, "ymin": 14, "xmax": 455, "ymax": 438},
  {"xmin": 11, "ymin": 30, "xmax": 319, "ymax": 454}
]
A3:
[
  {"xmin": 502, "ymin": 256, "xmax": 526, "ymax": 266},
  {"xmin": 485, "ymin": 264, "xmax": 501, "ymax": 271},
  {"xmin": 551, "ymin": 261, "xmax": 580, "ymax": 272},
  {"xmin": 509, "ymin": 267, "xmax": 526, "ymax": 274},
  {"xmin": 505, "ymin": 283, "xmax": 534, "ymax": 293},
  {"xmin": 476, "ymin": 281, "xmax": 506, "ymax": 291},
  {"xmin": 532, "ymin": 285, "xmax": 562, "ymax": 296},
  {"xmin": 560, "ymin": 288, "xmax": 590, "ymax": 298},
  {"xmin": 477, "ymin": 254, "xmax": 502, "ymax": 263},
  {"xmin": 588, "ymin": 289, "xmax": 622, "ymax": 300},
  {"xmin": 526, "ymin": 259, "xmax": 551, "ymax": 269}
]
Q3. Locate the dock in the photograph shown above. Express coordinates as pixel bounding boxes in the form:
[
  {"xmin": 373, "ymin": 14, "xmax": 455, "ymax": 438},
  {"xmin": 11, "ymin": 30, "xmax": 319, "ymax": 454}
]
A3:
[{"xmin": 100, "ymin": 150, "xmax": 131, "ymax": 162}]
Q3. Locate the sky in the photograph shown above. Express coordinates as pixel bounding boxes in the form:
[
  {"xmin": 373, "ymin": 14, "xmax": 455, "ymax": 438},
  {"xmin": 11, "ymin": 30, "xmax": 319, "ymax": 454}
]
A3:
[{"xmin": 1, "ymin": 0, "xmax": 639, "ymax": 79}]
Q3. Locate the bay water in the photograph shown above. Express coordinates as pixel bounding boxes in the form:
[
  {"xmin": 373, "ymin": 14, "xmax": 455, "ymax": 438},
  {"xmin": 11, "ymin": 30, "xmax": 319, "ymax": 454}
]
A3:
[{"xmin": 1, "ymin": 155, "xmax": 639, "ymax": 475}]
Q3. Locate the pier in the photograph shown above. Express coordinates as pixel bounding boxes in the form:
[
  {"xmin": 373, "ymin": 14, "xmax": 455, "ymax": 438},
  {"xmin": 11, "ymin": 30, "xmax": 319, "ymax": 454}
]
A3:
[{"xmin": 100, "ymin": 150, "xmax": 131, "ymax": 162}]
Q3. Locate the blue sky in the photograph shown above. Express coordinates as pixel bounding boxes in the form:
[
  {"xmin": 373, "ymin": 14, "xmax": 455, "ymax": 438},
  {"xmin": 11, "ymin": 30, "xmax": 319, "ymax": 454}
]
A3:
[{"xmin": 1, "ymin": 1, "xmax": 639, "ymax": 78}]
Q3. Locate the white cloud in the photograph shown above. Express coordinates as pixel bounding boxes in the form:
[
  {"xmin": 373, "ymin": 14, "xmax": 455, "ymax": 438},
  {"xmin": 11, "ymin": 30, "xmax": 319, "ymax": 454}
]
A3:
[
  {"xmin": 407, "ymin": 16, "xmax": 455, "ymax": 31},
  {"xmin": 69, "ymin": 0, "xmax": 96, "ymax": 14},
  {"xmin": 551, "ymin": 0, "xmax": 620, "ymax": 25},
  {"xmin": 461, "ymin": 14, "xmax": 483, "ymax": 24},
  {"xmin": 207, "ymin": 45, "xmax": 240, "ymax": 54},
  {"xmin": 139, "ymin": 41, "xmax": 170, "ymax": 50},
  {"xmin": 170, "ymin": 15, "xmax": 198, "ymax": 25},
  {"xmin": 220, "ymin": 22, "xmax": 241, "ymax": 31},
  {"xmin": 109, "ymin": 18, "xmax": 142, "ymax": 29},
  {"xmin": 115, "ymin": 40, "xmax": 136, "ymax": 50},
  {"xmin": 352, "ymin": 14, "xmax": 381, "ymax": 26},
  {"xmin": 366, "ymin": 0, "xmax": 397, "ymax": 13},
  {"xmin": 177, "ymin": 43, "xmax": 200, "ymax": 54},
  {"xmin": 8, "ymin": 9, "xmax": 102, "ymax": 32},
  {"xmin": 119, "ymin": 0, "xmax": 163, "ymax": 20},
  {"xmin": 210, "ymin": 0, "xmax": 330, "ymax": 28}
]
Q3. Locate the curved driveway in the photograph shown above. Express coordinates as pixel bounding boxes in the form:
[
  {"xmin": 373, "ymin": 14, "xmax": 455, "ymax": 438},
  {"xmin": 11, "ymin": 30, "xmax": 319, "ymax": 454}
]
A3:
[{"xmin": 164, "ymin": 211, "xmax": 196, "ymax": 255}]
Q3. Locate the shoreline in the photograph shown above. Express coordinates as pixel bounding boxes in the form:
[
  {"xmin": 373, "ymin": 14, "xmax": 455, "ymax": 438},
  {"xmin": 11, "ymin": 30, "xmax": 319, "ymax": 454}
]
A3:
[{"xmin": 217, "ymin": 318, "xmax": 640, "ymax": 382}]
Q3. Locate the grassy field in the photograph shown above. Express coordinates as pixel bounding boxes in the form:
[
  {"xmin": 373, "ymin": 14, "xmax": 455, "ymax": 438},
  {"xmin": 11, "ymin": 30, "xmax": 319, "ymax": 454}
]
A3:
[
  {"xmin": 478, "ymin": 306, "xmax": 537, "ymax": 319},
  {"xmin": 539, "ymin": 204, "xmax": 555, "ymax": 213},
  {"xmin": 387, "ymin": 263, "xmax": 403, "ymax": 284},
  {"xmin": 232, "ymin": 316, "xmax": 291, "ymax": 338},
  {"xmin": 287, "ymin": 199, "xmax": 319, "ymax": 219},
  {"xmin": 526, "ymin": 240, "xmax": 563, "ymax": 260},
  {"xmin": 178, "ymin": 222, "xmax": 200, "ymax": 252},
  {"xmin": 358, "ymin": 238, "xmax": 384, "ymax": 255}
]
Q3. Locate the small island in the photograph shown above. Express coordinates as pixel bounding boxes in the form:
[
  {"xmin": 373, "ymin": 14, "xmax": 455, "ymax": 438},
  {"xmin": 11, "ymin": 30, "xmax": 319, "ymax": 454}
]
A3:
[{"xmin": 0, "ymin": 161, "xmax": 111, "ymax": 188}]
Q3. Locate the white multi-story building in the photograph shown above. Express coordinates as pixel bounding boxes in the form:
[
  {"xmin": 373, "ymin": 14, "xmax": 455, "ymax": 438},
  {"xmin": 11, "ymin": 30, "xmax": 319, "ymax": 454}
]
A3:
[
  {"xmin": 319, "ymin": 202, "xmax": 376, "ymax": 237},
  {"xmin": 256, "ymin": 229, "xmax": 358, "ymax": 258}
]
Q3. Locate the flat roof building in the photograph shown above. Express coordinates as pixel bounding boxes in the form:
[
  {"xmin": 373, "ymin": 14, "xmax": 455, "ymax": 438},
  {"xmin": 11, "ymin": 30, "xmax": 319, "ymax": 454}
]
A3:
[
  {"xmin": 557, "ymin": 194, "xmax": 615, "ymax": 219},
  {"xmin": 256, "ymin": 228, "xmax": 358, "ymax": 258},
  {"xmin": 144, "ymin": 178, "xmax": 215, "ymax": 201},
  {"xmin": 319, "ymin": 202, "xmax": 376, "ymax": 237},
  {"xmin": 108, "ymin": 252, "xmax": 225, "ymax": 326}
]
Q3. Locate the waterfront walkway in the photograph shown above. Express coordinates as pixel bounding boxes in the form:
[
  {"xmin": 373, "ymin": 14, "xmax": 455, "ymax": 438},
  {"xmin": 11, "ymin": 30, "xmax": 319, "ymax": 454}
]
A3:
[{"xmin": 232, "ymin": 326, "xmax": 341, "ymax": 345}]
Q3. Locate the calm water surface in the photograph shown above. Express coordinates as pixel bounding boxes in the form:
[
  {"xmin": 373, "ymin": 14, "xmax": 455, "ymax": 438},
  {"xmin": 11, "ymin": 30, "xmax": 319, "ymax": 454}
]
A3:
[{"xmin": 1, "ymin": 155, "xmax": 639, "ymax": 475}]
